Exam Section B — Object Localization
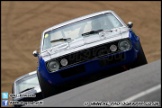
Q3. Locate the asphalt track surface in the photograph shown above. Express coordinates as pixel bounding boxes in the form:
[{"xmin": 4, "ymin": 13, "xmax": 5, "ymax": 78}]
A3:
[{"xmin": 26, "ymin": 60, "xmax": 161, "ymax": 107}]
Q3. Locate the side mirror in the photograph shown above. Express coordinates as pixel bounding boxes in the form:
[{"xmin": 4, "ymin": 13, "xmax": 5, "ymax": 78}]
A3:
[
  {"xmin": 33, "ymin": 50, "xmax": 39, "ymax": 57},
  {"xmin": 127, "ymin": 22, "xmax": 133, "ymax": 28}
]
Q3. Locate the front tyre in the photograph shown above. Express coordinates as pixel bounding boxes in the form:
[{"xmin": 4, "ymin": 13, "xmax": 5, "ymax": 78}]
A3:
[
  {"xmin": 131, "ymin": 43, "xmax": 147, "ymax": 68},
  {"xmin": 37, "ymin": 71, "xmax": 57, "ymax": 98}
]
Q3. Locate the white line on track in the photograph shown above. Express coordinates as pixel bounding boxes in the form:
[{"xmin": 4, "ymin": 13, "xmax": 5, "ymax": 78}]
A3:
[{"xmin": 111, "ymin": 84, "xmax": 161, "ymax": 107}]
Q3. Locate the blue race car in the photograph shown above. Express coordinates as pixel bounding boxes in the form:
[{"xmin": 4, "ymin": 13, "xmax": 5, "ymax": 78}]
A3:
[{"xmin": 33, "ymin": 10, "xmax": 147, "ymax": 98}]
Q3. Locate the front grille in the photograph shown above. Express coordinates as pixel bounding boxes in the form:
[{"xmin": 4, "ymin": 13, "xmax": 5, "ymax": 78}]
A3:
[
  {"xmin": 99, "ymin": 53, "xmax": 125, "ymax": 66},
  {"xmin": 57, "ymin": 40, "xmax": 121, "ymax": 68},
  {"xmin": 60, "ymin": 65, "xmax": 85, "ymax": 78}
]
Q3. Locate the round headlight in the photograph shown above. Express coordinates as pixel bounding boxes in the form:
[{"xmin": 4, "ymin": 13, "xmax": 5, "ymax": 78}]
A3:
[
  {"xmin": 110, "ymin": 44, "xmax": 117, "ymax": 52},
  {"xmin": 118, "ymin": 40, "xmax": 131, "ymax": 51},
  {"xmin": 60, "ymin": 58, "xmax": 68, "ymax": 66},
  {"xmin": 47, "ymin": 61, "xmax": 60, "ymax": 72}
]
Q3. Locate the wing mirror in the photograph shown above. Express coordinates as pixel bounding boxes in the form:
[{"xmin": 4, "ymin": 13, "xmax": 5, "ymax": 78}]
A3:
[
  {"xmin": 33, "ymin": 50, "xmax": 39, "ymax": 57},
  {"xmin": 127, "ymin": 22, "xmax": 133, "ymax": 28}
]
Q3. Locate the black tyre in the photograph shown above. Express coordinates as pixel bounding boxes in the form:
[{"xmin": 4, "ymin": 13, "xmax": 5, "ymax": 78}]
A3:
[
  {"xmin": 131, "ymin": 43, "xmax": 147, "ymax": 68},
  {"xmin": 37, "ymin": 72, "xmax": 57, "ymax": 98}
]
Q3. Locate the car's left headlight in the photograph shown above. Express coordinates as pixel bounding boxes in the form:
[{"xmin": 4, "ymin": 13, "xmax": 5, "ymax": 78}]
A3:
[
  {"xmin": 118, "ymin": 40, "xmax": 131, "ymax": 51},
  {"xmin": 47, "ymin": 60, "xmax": 60, "ymax": 72}
]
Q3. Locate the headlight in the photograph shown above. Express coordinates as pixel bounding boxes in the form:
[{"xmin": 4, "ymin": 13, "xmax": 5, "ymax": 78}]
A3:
[
  {"xmin": 118, "ymin": 40, "xmax": 131, "ymax": 51},
  {"xmin": 47, "ymin": 60, "xmax": 60, "ymax": 72},
  {"xmin": 110, "ymin": 44, "xmax": 117, "ymax": 52},
  {"xmin": 60, "ymin": 58, "xmax": 68, "ymax": 66}
]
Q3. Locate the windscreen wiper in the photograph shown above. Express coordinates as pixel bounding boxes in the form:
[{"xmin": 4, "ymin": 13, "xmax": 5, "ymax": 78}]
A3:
[
  {"xmin": 50, "ymin": 38, "xmax": 71, "ymax": 43},
  {"xmin": 82, "ymin": 29, "xmax": 103, "ymax": 36},
  {"xmin": 19, "ymin": 87, "xmax": 35, "ymax": 93}
]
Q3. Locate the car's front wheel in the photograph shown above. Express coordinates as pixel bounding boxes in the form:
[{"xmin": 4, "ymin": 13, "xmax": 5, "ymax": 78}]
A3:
[
  {"xmin": 131, "ymin": 43, "xmax": 147, "ymax": 68},
  {"xmin": 37, "ymin": 72, "xmax": 57, "ymax": 98}
]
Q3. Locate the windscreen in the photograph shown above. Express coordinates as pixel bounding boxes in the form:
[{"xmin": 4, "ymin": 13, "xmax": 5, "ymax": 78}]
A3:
[
  {"xmin": 16, "ymin": 74, "xmax": 39, "ymax": 94},
  {"xmin": 42, "ymin": 13, "xmax": 123, "ymax": 51}
]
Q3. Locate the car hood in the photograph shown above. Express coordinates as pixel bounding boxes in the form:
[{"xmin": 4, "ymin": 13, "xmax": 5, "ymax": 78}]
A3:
[{"xmin": 40, "ymin": 27, "xmax": 130, "ymax": 62}]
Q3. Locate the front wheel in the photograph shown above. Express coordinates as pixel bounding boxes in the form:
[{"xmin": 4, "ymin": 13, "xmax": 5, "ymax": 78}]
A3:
[
  {"xmin": 37, "ymin": 72, "xmax": 57, "ymax": 98},
  {"xmin": 131, "ymin": 43, "xmax": 147, "ymax": 68}
]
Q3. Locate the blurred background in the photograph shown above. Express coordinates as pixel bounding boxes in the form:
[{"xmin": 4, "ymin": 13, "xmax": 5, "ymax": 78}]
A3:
[{"xmin": 1, "ymin": 1, "xmax": 161, "ymax": 94}]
